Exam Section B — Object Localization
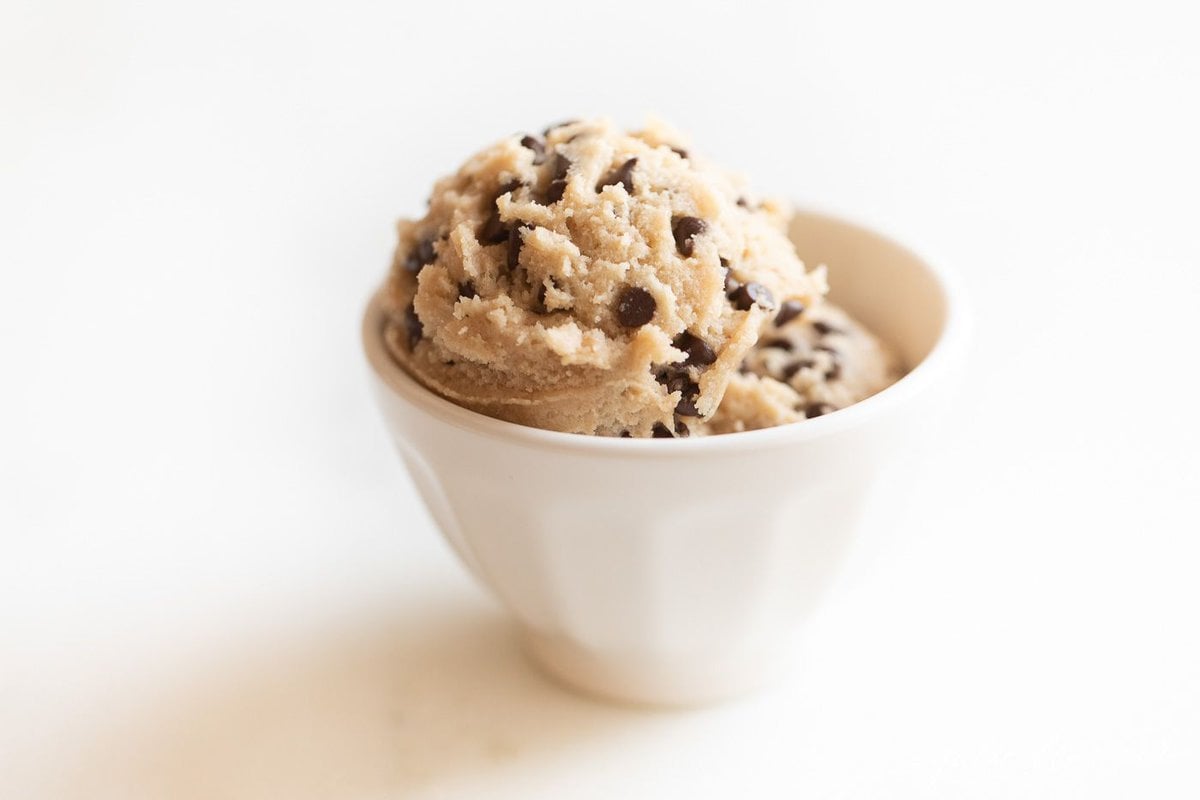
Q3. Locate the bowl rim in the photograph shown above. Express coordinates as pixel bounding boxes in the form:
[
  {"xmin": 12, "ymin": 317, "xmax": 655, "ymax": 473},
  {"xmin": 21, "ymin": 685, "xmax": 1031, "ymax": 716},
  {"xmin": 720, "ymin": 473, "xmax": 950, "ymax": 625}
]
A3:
[{"xmin": 362, "ymin": 208, "xmax": 970, "ymax": 457}]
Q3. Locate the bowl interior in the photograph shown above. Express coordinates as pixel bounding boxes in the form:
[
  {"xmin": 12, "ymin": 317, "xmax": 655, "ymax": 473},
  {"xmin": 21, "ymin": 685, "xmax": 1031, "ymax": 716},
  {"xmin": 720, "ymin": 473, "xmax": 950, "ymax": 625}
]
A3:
[{"xmin": 789, "ymin": 212, "xmax": 947, "ymax": 369}]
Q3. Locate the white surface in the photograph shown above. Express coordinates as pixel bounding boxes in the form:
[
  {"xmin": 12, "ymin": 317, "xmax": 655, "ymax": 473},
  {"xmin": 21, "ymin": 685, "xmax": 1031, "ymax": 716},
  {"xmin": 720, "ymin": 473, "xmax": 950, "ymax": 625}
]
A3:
[{"xmin": 2, "ymin": 1, "xmax": 1198, "ymax": 797}]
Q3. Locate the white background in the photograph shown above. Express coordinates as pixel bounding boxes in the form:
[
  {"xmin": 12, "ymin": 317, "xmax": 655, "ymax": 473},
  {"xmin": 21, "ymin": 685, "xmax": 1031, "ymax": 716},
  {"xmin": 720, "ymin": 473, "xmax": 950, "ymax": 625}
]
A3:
[{"xmin": 3, "ymin": 1, "xmax": 1199, "ymax": 797}]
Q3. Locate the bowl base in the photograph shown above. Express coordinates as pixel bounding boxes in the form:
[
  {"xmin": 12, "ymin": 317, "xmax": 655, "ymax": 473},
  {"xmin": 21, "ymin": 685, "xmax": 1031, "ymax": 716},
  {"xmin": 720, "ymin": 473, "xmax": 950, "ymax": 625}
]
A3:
[{"xmin": 518, "ymin": 627, "xmax": 796, "ymax": 708}]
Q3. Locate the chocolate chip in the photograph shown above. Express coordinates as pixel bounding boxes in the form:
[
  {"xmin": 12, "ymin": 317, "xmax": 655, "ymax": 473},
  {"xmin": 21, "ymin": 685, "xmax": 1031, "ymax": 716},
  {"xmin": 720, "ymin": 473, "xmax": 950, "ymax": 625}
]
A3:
[
  {"xmin": 519, "ymin": 134, "xmax": 546, "ymax": 164},
  {"xmin": 760, "ymin": 338, "xmax": 794, "ymax": 351},
  {"xmin": 458, "ymin": 281, "xmax": 477, "ymax": 299},
  {"xmin": 670, "ymin": 146, "xmax": 688, "ymax": 159},
  {"xmin": 804, "ymin": 403, "xmax": 836, "ymax": 419},
  {"xmin": 675, "ymin": 393, "xmax": 700, "ymax": 417},
  {"xmin": 656, "ymin": 369, "xmax": 700, "ymax": 416},
  {"xmin": 674, "ymin": 419, "xmax": 691, "ymax": 437},
  {"xmin": 654, "ymin": 367, "xmax": 679, "ymax": 389},
  {"xmin": 615, "ymin": 286, "xmax": 656, "ymax": 327},
  {"xmin": 506, "ymin": 225, "xmax": 527, "ymax": 270},
  {"xmin": 730, "ymin": 281, "xmax": 775, "ymax": 311},
  {"xmin": 669, "ymin": 374, "xmax": 701, "ymax": 416},
  {"xmin": 782, "ymin": 359, "xmax": 814, "ymax": 379},
  {"xmin": 403, "ymin": 304, "xmax": 422, "ymax": 350},
  {"xmin": 479, "ymin": 180, "xmax": 523, "ymax": 245},
  {"xmin": 542, "ymin": 119, "xmax": 578, "ymax": 136},
  {"xmin": 825, "ymin": 363, "xmax": 842, "ymax": 381},
  {"xmin": 774, "ymin": 300, "xmax": 805, "ymax": 327},
  {"xmin": 736, "ymin": 197, "xmax": 750, "ymax": 208},
  {"xmin": 544, "ymin": 175, "xmax": 568, "ymax": 205},
  {"xmin": 722, "ymin": 264, "xmax": 740, "ymax": 295},
  {"xmin": 813, "ymin": 321, "xmax": 844, "ymax": 336},
  {"xmin": 672, "ymin": 216, "xmax": 707, "ymax": 257},
  {"xmin": 404, "ymin": 236, "xmax": 437, "ymax": 272},
  {"xmin": 673, "ymin": 331, "xmax": 717, "ymax": 367},
  {"xmin": 596, "ymin": 157, "xmax": 637, "ymax": 194},
  {"xmin": 550, "ymin": 153, "xmax": 570, "ymax": 179},
  {"xmin": 479, "ymin": 211, "xmax": 508, "ymax": 245},
  {"xmin": 651, "ymin": 421, "xmax": 674, "ymax": 438}
]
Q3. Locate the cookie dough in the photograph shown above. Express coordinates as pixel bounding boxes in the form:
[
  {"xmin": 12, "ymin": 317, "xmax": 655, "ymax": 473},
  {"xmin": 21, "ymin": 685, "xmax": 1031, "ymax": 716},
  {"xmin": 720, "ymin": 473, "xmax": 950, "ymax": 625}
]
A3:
[
  {"xmin": 698, "ymin": 301, "xmax": 903, "ymax": 435},
  {"xmin": 381, "ymin": 118, "xmax": 827, "ymax": 437}
]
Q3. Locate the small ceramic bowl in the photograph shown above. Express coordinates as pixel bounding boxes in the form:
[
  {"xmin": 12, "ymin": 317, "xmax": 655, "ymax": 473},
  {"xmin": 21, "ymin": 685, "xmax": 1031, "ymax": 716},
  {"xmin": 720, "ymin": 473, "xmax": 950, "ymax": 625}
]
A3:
[{"xmin": 362, "ymin": 210, "xmax": 968, "ymax": 706}]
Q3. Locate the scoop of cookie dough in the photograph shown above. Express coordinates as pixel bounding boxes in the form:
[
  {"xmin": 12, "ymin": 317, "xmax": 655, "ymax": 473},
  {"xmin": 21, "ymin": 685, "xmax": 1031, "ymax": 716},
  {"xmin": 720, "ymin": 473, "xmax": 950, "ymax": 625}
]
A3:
[
  {"xmin": 697, "ymin": 300, "xmax": 903, "ymax": 435},
  {"xmin": 381, "ymin": 118, "xmax": 826, "ymax": 437}
]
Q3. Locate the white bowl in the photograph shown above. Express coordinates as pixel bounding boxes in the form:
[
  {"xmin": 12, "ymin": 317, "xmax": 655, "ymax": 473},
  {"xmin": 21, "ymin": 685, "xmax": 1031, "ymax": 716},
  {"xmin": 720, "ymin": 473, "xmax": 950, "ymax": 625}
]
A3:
[{"xmin": 362, "ymin": 210, "xmax": 969, "ymax": 706}]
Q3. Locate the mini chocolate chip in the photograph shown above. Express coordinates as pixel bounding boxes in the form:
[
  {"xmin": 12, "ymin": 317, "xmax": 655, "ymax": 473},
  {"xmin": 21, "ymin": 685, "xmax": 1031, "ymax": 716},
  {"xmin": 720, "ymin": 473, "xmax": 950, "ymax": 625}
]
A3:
[
  {"xmin": 550, "ymin": 153, "xmax": 570, "ymax": 180},
  {"xmin": 458, "ymin": 280, "xmax": 477, "ymax": 299},
  {"xmin": 541, "ymin": 154, "xmax": 571, "ymax": 205},
  {"xmin": 736, "ymin": 197, "xmax": 750, "ymax": 208},
  {"xmin": 760, "ymin": 338, "xmax": 794, "ymax": 351},
  {"xmin": 404, "ymin": 304, "xmax": 422, "ymax": 350},
  {"xmin": 544, "ymin": 179, "xmax": 567, "ymax": 204},
  {"xmin": 506, "ymin": 225, "xmax": 526, "ymax": 270},
  {"xmin": 782, "ymin": 359, "xmax": 814, "ymax": 379},
  {"xmin": 825, "ymin": 363, "xmax": 842, "ymax": 381},
  {"xmin": 675, "ymin": 394, "xmax": 700, "ymax": 417},
  {"xmin": 404, "ymin": 236, "xmax": 437, "ymax": 272},
  {"xmin": 542, "ymin": 119, "xmax": 578, "ymax": 136},
  {"xmin": 657, "ymin": 370, "xmax": 700, "ymax": 418},
  {"xmin": 774, "ymin": 300, "xmax": 805, "ymax": 327},
  {"xmin": 813, "ymin": 321, "xmax": 844, "ymax": 336},
  {"xmin": 479, "ymin": 210, "xmax": 508, "ymax": 245},
  {"xmin": 670, "ymin": 146, "xmax": 688, "ymax": 159},
  {"xmin": 534, "ymin": 283, "xmax": 549, "ymax": 314},
  {"xmin": 672, "ymin": 216, "xmax": 707, "ymax": 257},
  {"xmin": 596, "ymin": 157, "xmax": 638, "ymax": 194},
  {"xmin": 615, "ymin": 286, "xmax": 656, "ymax": 327},
  {"xmin": 479, "ymin": 180, "xmax": 523, "ymax": 244},
  {"xmin": 673, "ymin": 331, "xmax": 717, "ymax": 367},
  {"xmin": 674, "ymin": 419, "xmax": 691, "ymax": 437},
  {"xmin": 519, "ymin": 134, "xmax": 546, "ymax": 164},
  {"xmin": 730, "ymin": 281, "xmax": 775, "ymax": 311},
  {"xmin": 651, "ymin": 421, "xmax": 674, "ymax": 438},
  {"xmin": 804, "ymin": 403, "xmax": 836, "ymax": 419},
  {"xmin": 719, "ymin": 258, "xmax": 741, "ymax": 295},
  {"xmin": 723, "ymin": 270, "xmax": 740, "ymax": 295},
  {"xmin": 420, "ymin": 238, "xmax": 437, "ymax": 262},
  {"xmin": 663, "ymin": 371, "xmax": 701, "ymax": 416},
  {"xmin": 619, "ymin": 430, "xmax": 632, "ymax": 438}
]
